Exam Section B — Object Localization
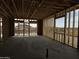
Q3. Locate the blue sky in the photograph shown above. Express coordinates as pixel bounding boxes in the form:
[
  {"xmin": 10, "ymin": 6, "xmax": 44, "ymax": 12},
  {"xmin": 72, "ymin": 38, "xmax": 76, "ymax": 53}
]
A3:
[
  {"xmin": 56, "ymin": 17, "xmax": 65, "ymax": 27},
  {"xmin": 56, "ymin": 9, "xmax": 79, "ymax": 28}
]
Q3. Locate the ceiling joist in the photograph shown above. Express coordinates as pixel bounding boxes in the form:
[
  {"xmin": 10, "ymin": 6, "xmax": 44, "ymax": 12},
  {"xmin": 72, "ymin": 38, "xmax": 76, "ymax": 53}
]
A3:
[
  {"xmin": 0, "ymin": 0, "xmax": 78, "ymax": 19},
  {"xmin": 1, "ymin": 0, "xmax": 14, "ymax": 17},
  {"xmin": 30, "ymin": 0, "xmax": 45, "ymax": 18},
  {"xmin": 11, "ymin": 0, "xmax": 19, "ymax": 18},
  {"xmin": 0, "ymin": 6, "xmax": 11, "ymax": 17}
]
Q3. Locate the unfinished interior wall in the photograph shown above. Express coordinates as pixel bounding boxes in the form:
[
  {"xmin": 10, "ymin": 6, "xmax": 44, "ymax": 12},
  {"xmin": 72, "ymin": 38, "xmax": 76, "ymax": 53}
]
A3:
[
  {"xmin": 2, "ymin": 18, "xmax": 14, "ymax": 39},
  {"xmin": 43, "ymin": 5, "xmax": 79, "ymax": 48},
  {"xmin": 2, "ymin": 18, "xmax": 9, "ymax": 39},
  {"xmin": 43, "ymin": 17, "xmax": 54, "ymax": 39}
]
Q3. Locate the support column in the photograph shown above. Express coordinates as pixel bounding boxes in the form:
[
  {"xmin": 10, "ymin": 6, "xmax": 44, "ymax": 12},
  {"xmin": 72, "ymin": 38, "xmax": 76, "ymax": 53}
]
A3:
[
  {"xmin": 77, "ymin": 11, "xmax": 79, "ymax": 49},
  {"xmin": 9, "ymin": 18, "xmax": 14, "ymax": 36},
  {"xmin": 53, "ymin": 15, "xmax": 56, "ymax": 40},
  {"xmin": 37, "ymin": 20, "xmax": 43, "ymax": 35},
  {"xmin": 64, "ymin": 10, "xmax": 67, "ymax": 43}
]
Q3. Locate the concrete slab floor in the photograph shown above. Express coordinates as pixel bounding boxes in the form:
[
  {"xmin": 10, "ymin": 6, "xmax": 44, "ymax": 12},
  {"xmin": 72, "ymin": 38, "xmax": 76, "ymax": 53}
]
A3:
[{"xmin": 0, "ymin": 36, "xmax": 79, "ymax": 59}]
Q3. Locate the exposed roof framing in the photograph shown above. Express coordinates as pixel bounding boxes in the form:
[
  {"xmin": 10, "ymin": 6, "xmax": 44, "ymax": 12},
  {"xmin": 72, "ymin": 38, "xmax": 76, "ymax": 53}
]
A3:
[
  {"xmin": 11, "ymin": 0, "xmax": 19, "ymax": 18},
  {"xmin": 1, "ymin": 0, "xmax": 15, "ymax": 17},
  {"xmin": 0, "ymin": 0, "xmax": 78, "ymax": 19}
]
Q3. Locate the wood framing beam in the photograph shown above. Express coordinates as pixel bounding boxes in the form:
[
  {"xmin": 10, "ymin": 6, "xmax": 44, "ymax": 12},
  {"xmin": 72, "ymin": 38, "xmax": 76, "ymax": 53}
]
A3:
[
  {"xmin": 0, "ymin": 6, "xmax": 10, "ymax": 17},
  {"xmin": 26, "ymin": 1, "xmax": 34, "ymax": 18},
  {"xmin": 68, "ymin": 11, "xmax": 71, "ymax": 45},
  {"xmin": 52, "ymin": 6, "xmax": 66, "ymax": 9},
  {"xmin": 0, "ymin": 11, "xmax": 8, "ymax": 18},
  {"xmin": 18, "ymin": 19, "xmax": 20, "ymax": 35},
  {"xmin": 1, "ymin": 0, "xmax": 14, "ymax": 17},
  {"xmin": 53, "ymin": 15, "xmax": 56, "ymax": 40},
  {"xmin": 42, "ymin": 10, "xmax": 61, "ymax": 19},
  {"xmin": 28, "ymin": 19, "xmax": 30, "ymax": 36},
  {"xmin": 30, "ymin": 0, "xmax": 45, "ymax": 18},
  {"xmin": 43, "ymin": 4, "xmax": 79, "ymax": 20},
  {"xmin": 77, "ymin": 10, "xmax": 79, "ymax": 49},
  {"xmin": 49, "ymin": 1, "xmax": 70, "ymax": 8},
  {"xmin": 64, "ymin": 9, "xmax": 67, "ymax": 43},
  {"xmin": 22, "ymin": 0, "xmax": 24, "ymax": 17},
  {"xmin": 11, "ymin": 0, "xmax": 19, "ymax": 18},
  {"xmin": 72, "ymin": 9, "xmax": 75, "ymax": 46},
  {"xmin": 53, "ymin": 4, "xmax": 70, "ymax": 8},
  {"xmin": 23, "ymin": 20, "xmax": 25, "ymax": 36}
]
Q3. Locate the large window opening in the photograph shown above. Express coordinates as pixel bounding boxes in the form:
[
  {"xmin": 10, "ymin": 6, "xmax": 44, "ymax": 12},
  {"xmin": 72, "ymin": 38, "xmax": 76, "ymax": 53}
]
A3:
[
  {"xmin": 14, "ymin": 19, "xmax": 37, "ymax": 37},
  {"xmin": 54, "ymin": 9, "xmax": 79, "ymax": 48},
  {"xmin": 65, "ymin": 10, "xmax": 78, "ymax": 48},
  {"xmin": 55, "ymin": 17, "xmax": 65, "ymax": 42}
]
